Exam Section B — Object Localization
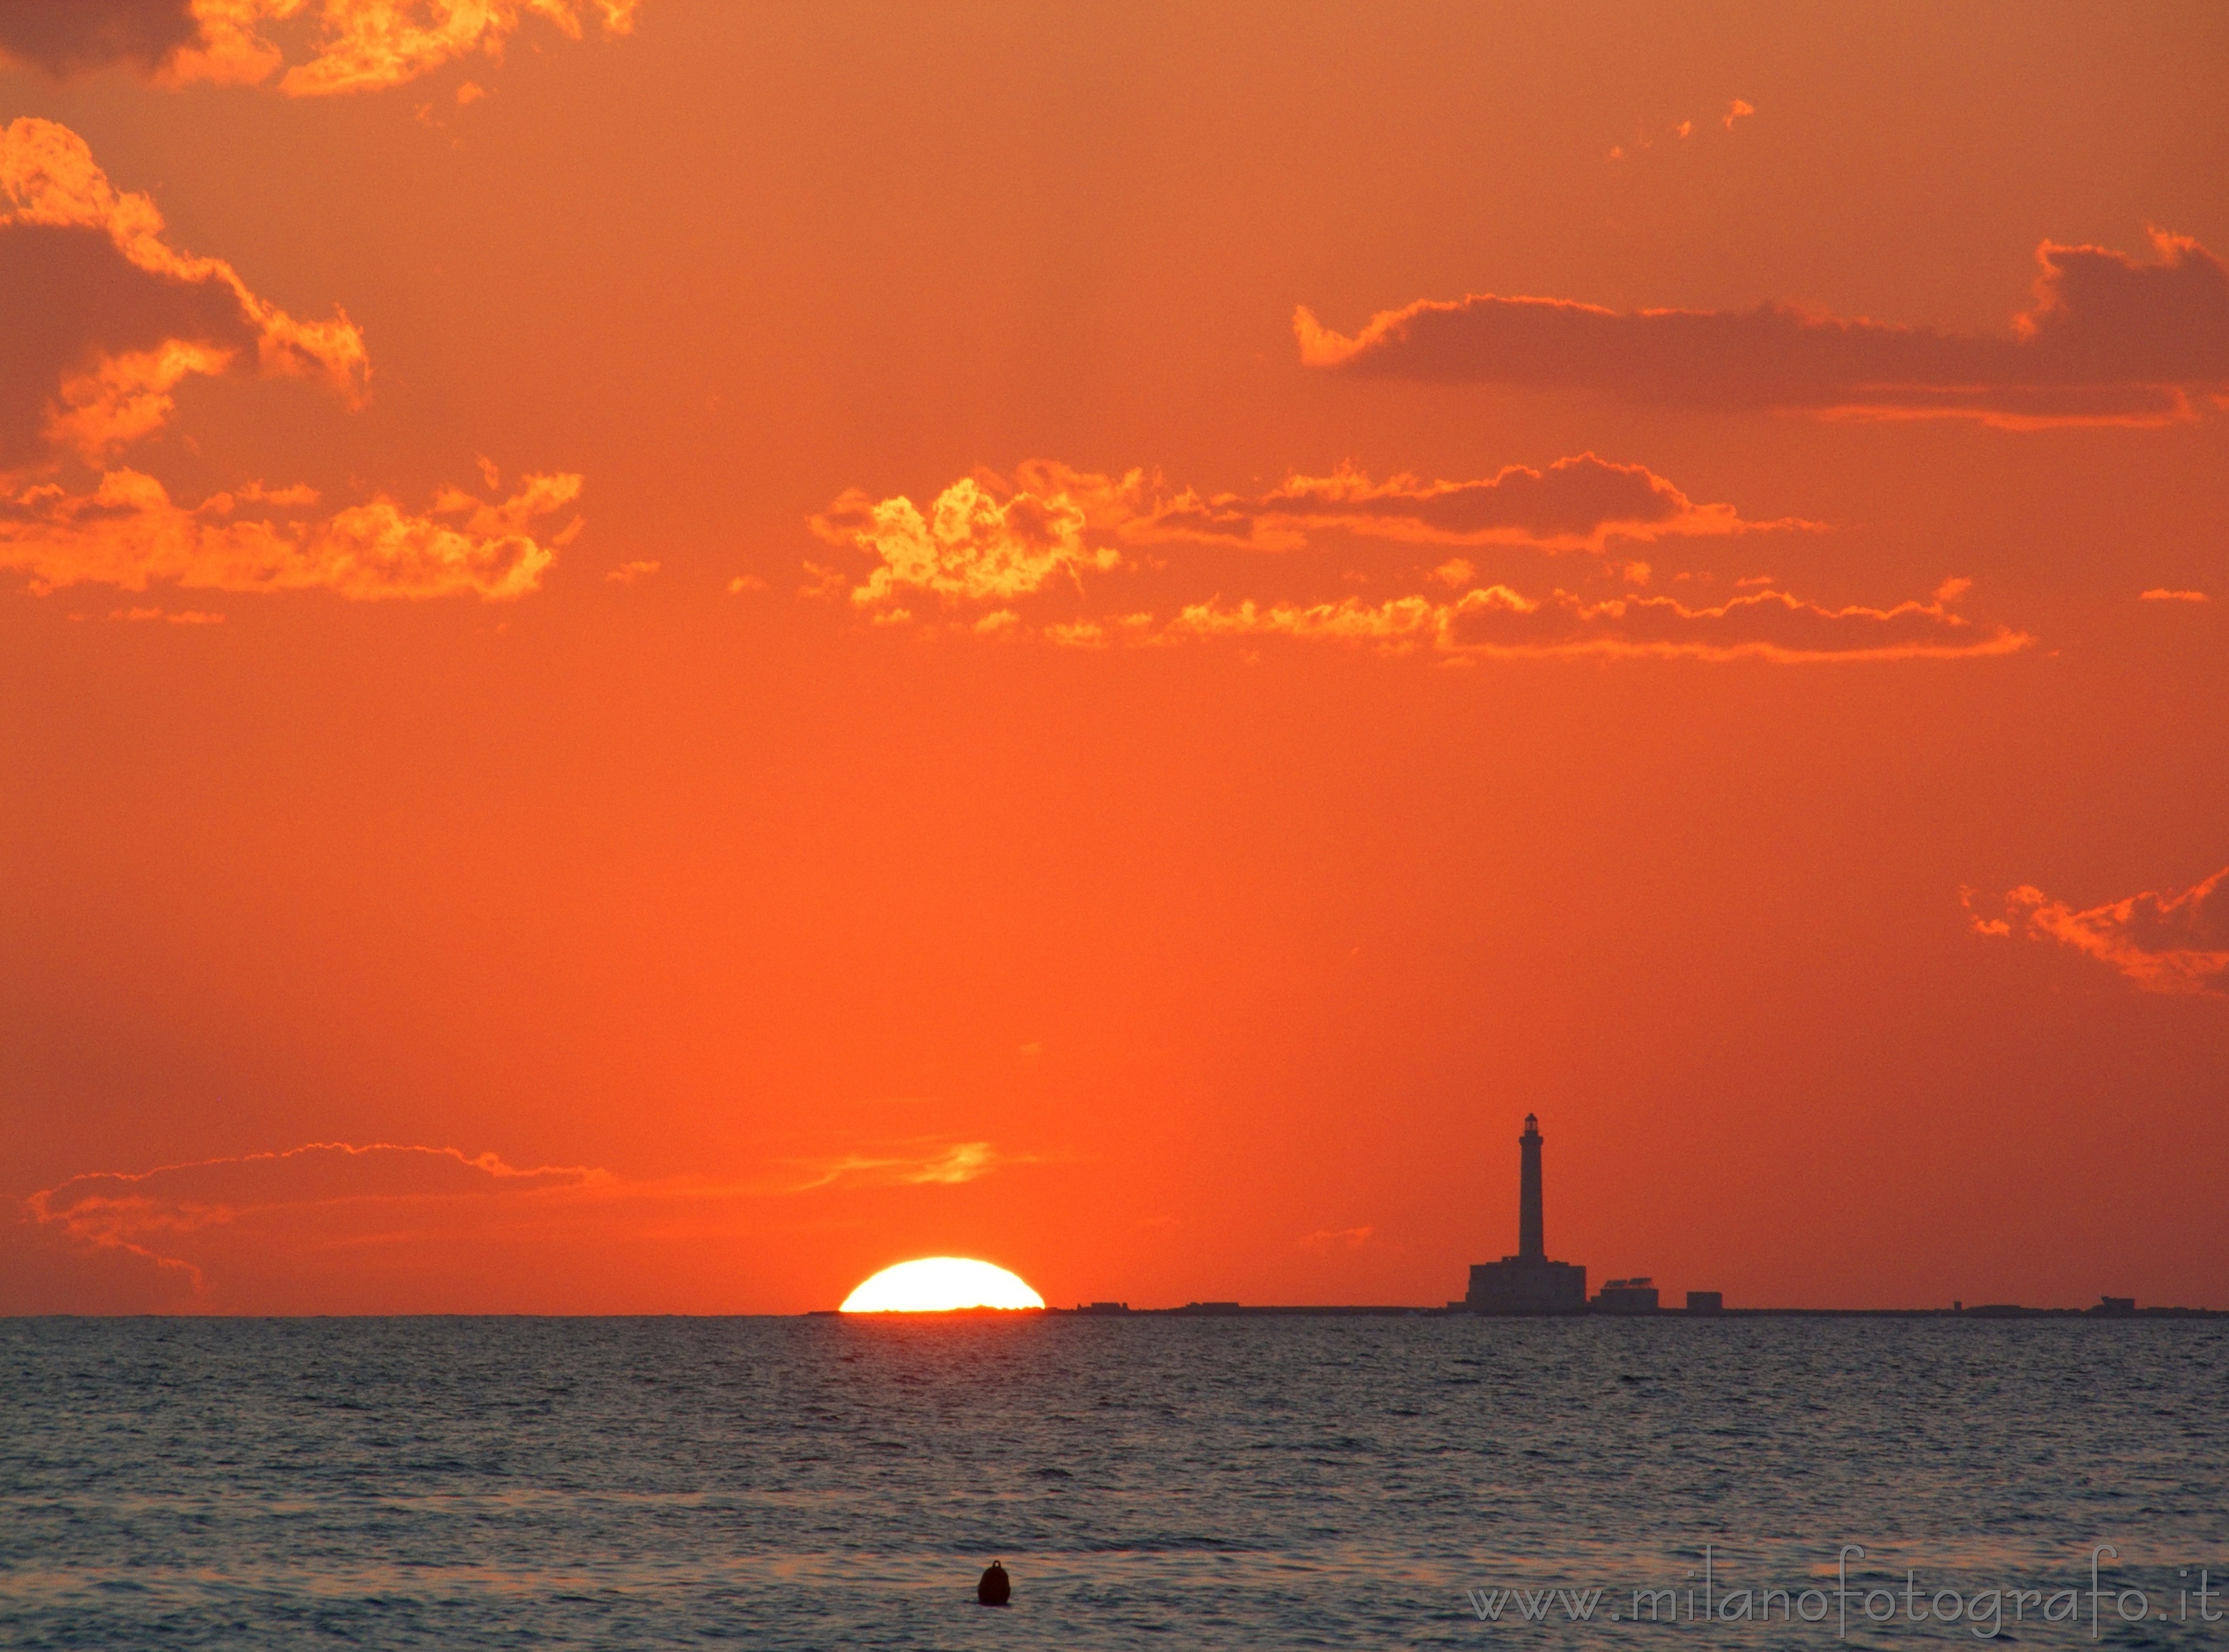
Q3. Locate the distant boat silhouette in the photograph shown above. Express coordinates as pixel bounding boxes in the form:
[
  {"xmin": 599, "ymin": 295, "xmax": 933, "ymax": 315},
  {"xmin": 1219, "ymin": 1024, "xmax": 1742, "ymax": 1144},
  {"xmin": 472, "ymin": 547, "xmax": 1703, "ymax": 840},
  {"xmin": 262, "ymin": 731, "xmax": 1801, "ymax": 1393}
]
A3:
[{"xmin": 977, "ymin": 1560, "xmax": 1011, "ymax": 1605}]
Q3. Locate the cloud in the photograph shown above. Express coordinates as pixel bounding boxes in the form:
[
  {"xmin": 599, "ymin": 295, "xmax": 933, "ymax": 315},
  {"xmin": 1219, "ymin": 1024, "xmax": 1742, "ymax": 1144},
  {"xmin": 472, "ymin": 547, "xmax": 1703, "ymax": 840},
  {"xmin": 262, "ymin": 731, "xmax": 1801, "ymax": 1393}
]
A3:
[
  {"xmin": 0, "ymin": 0, "xmax": 201, "ymax": 79},
  {"xmin": 606, "ymin": 557, "xmax": 659, "ymax": 584},
  {"xmin": 1253, "ymin": 454, "xmax": 1811, "ymax": 551},
  {"xmin": 2, "ymin": 467, "xmax": 581, "ymax": 599},
  {"xmin": 1152, "ymin": 579, "xmax": 2026, "ymax": 664},
  {"xmin": 1295, "ymin": 230, "xmax": 2229, "ymax": 428},
  {"xmin": 815, "ymin": 455, "xmax": 1802, "ymax": 610},
  {"xmin": 32, "ymin": 1140, "xmax": 600, "ymax": 1231},
  {"xmin": 21, "ymin": 1141, "xmax": 606, "ymax": 1301},
  {"xmin": 0, "ymin": 1, "xmax": 640, "ymax": 95},
  {"xmin": 1609, "ymin": 100, "xmax": 1752, "ymax": 162},
  {"xmin": 775, "ymin": 1140, "xmax": 1035, "ymax": 1193},
  {"xmin": 812, "ymin": 462, "xmax": 2024, "ymax": 664},
  {"xmin": 1, "ymin": 116, "xmax": 367, "ymax": 471},
  {"xmin": 1299, "ymin": 1225, "xmax": 1374, "ymax": 1251},
  {"xmin": 2, "ymin": 120, "xmax": 582, "ymax": 601},
  {"xmin": 1965, "ymin": 869, "xmax": 2229, "ymax": 995},
  {"xmin": 812, "ymin": 474, "xmax": 1122, "ymax": 606},
  {"xmin": 273, "ymin": 0, "xmax": 641, "ymax": 97},
  {"xmin": 108, "ymin": 604, "xmax": 225, "ymax": 623},
  {"xmin": 2140, "ymin": 587, "xmax": 2208, "ymax": 603}
]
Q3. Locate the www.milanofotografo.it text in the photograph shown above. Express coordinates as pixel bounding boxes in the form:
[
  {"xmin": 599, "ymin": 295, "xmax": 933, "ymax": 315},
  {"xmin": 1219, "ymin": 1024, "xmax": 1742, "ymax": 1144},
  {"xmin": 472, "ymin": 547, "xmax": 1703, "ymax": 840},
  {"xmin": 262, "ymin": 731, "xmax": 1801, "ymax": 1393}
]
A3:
[{"xmin": 1464, "ymin": 1547, "xmax": 2225, "ymax": 1637}]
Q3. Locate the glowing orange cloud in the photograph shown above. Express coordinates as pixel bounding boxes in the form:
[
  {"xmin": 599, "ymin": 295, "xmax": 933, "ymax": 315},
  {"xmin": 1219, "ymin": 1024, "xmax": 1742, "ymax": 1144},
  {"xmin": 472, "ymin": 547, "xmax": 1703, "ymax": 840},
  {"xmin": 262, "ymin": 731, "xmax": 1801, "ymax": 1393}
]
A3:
[
  {"xmin": 1, "ymin": 117, "xmax": 367, "ymax": 469},
  {"xmin": 1608, "ymin": 99, "xmax": 1754, "ymax": 162},
  {"xmin": 815, "ymin": 464, "xmax": 2019, "ymax": 663},
  {"xmin": 1, "ymin": 121, "xmax": 584, "ymax": 600},
  {"xmin": 812, "ymin": 475, "xmax": 1121, "ymax": 606},
  {"xmin": 105, "ymin": 605, "xmax": 225, "ymax": 623},
  {"xmin": 1295, "ymin": 231, "xmax": 2229, "ymax": 428},
  {"xmin": 815, "ymin": 454, "xmax": 1801, "ymax": 606},
  {"xmin": 1146, "ymin": 580, "xmax": 2026, "ymax": 664},
  {"xmin": 1966, "ymin": 870, "xmax": 2229, "ymax": 995},
  {"xmin": 0, "ymin": 1, "xmax": 640, "ymax": 95},
  {"xmin": 2139, "ymin": 587, "xmax": 2208, "ymax": 603},
  {"xmin": 2, "ymin": 468, "xmax": 581, "ymax": 600}
]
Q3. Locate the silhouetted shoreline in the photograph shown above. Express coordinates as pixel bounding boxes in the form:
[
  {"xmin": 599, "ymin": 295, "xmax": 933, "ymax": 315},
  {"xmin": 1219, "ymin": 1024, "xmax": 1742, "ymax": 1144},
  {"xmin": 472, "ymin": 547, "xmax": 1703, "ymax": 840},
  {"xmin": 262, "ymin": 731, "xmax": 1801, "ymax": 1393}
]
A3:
[{"xmin": 804, "ymin": 1302, "xmax": 2225, "ymax": 1319}]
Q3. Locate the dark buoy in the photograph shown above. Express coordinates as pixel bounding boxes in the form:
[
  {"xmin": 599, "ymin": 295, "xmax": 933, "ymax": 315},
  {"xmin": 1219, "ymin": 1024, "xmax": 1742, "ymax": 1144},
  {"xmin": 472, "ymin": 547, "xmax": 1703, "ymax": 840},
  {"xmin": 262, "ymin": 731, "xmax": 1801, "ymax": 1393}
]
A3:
[{"xmin": 976, "ymin": 1560, "xmax": 1011, "ymax": 1606}]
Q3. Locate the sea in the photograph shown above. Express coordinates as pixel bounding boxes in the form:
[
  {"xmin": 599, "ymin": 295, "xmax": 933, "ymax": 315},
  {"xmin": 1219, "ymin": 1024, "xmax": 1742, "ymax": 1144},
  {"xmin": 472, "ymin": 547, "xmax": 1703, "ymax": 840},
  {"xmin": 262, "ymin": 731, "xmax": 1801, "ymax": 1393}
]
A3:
[{"xmin": 2, "ymin": 1315, "xmax": 2224, "ymax": 1649}]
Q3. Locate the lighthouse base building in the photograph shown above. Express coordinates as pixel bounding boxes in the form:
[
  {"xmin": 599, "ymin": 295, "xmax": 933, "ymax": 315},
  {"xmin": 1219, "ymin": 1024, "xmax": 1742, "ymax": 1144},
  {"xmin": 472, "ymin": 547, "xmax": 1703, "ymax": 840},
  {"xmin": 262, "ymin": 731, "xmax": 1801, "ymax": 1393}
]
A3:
[{"xmin": 1467, "ymin": 1254, "xmax": 1588, "ymax": 1314}]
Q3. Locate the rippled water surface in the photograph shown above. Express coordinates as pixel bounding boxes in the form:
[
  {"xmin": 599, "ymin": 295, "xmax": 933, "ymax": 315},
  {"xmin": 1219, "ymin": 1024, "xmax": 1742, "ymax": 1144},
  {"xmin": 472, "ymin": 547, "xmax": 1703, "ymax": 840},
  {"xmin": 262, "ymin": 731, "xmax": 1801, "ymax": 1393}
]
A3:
[{"xmin": 4, "ymin": 1316, "xmax": 2224, "ymax": 1648}]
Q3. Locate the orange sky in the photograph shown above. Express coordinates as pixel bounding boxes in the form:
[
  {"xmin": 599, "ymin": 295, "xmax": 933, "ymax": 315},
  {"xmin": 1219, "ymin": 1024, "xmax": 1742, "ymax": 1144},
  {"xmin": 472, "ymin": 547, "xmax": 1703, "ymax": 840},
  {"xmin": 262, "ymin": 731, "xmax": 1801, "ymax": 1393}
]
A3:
[{"xmin": 3, "ymin": 1, "xmax": 2225, "ymax": 1315}]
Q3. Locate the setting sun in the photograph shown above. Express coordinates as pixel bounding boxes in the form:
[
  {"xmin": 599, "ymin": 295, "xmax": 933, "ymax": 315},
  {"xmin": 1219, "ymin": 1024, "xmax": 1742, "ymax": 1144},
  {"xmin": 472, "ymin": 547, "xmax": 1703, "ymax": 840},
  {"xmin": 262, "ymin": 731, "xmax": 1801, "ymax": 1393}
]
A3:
[{"xmin": 840, "ymin": 1258, "xmax": 1045, "ymax": 1313}]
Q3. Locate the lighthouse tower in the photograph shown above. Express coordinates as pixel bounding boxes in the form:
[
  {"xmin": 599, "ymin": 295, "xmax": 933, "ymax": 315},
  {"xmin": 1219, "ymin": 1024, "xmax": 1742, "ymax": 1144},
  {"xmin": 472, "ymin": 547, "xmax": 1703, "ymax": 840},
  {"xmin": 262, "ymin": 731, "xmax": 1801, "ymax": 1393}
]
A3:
[
  {"xmin": 1517, "ymin": 1113, "xmax": 1545, "ymax": 1259},
  {"xmin": 1464, "ymin": 1114, "xmax": 1587, "ymax": 1314}
]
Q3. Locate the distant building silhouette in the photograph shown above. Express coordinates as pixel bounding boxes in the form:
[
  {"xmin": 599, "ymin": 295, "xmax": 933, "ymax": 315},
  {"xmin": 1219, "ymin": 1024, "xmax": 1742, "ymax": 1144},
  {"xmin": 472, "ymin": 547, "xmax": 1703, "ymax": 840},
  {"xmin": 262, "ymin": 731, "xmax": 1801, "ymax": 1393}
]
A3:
[
  {"xmin": 1686, "ymin": 1290, "xmax": 1723, "ymax": 1314},
  {"xmin": 1594, "ymin": 1278, "xmax": 1659, "ymax": 1313},
  {"xmin": 1465, "ymin": 1115, "xmax": 1587, "ymax": 1314}
]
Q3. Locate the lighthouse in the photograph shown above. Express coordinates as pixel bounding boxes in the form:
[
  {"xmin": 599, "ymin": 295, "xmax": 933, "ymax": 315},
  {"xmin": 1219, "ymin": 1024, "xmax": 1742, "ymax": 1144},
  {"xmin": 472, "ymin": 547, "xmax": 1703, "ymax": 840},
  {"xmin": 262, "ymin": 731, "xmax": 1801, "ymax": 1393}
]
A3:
[{"xmin": 1464, "ymin": 1114, "xmax": 1587, "ymax": 1314}]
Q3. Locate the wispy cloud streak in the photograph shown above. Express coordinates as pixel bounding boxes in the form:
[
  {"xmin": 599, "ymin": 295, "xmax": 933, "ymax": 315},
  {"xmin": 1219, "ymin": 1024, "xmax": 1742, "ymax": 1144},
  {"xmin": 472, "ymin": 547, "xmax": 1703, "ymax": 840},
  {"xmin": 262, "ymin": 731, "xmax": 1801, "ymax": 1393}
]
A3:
[{"xmin": 772, "ymin": 1140, "xmax": 1035, "ymax": 1193}]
